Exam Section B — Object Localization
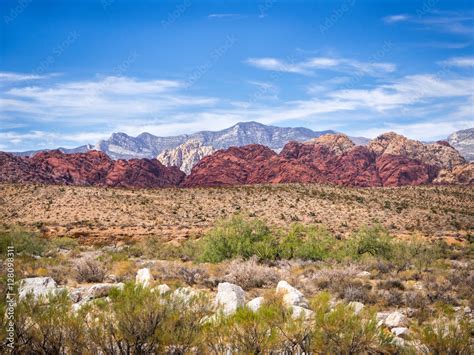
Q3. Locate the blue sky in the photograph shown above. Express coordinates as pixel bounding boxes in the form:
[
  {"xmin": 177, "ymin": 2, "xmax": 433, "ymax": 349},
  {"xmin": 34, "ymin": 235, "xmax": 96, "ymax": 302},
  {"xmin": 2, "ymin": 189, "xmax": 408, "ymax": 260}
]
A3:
[{"xmin": 1, "ymin": 0, "xmax": 473, "ymax": 151}]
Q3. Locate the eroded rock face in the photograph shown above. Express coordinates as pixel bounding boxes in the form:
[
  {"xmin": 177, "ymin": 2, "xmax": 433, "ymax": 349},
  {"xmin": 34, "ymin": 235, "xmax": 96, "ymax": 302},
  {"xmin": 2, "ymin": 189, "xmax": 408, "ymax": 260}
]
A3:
[
  {"xmin": 157, "ymin": 139, "xmax": 216, "ymax": 175},
  {"xmin": 0, "ymin": 150, "xmax": 185, "ymax": 188},
  {"xmin": 185, "ymin": 132, "xmax": 471, "ymax": 187},
  {"xmin": 434, "ymin": 163, "xmax": 474, "ymax": 185},
  {"xmin": 368, "ymin": 132, "xmax": 465, "ymax": 169}
]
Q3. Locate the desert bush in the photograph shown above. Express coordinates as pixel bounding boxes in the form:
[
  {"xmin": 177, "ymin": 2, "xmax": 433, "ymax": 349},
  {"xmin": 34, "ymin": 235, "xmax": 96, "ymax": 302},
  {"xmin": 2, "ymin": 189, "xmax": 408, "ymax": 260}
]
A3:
[
  {"xmin": 309, "ymin": 292, "xmax": 395, "ymax": 353},
  {"xmin": 85, "ymin": 283, "xmax": 171, "ymax": 354},
  {"xmin": 14, "ymin": 291, "xmax": 87, "ymax": 353},
  {"xmin": 223, "ymin": 257, "xmax": 281, "ymax": 290},
  {"xmin": 75, "ymin": 258, "xmax": 106, "ymax": 283},
  {"xmin": 0, "ymin": 227, "xmax": 48, "ymax": 256},
  {"xmin": 200, "ymin": 216, "xmax": 277, "ymax": 263},
  {"xmin": 111, "ymin": 260, "xmax": 137, "ymax": 282},
  {"xmin": 410, "ymin": 316, "xmax": 473, "ymax": 354},
  {"xmin": 350, "ymin": 225, "xmax": 394, "ymax": 260}
]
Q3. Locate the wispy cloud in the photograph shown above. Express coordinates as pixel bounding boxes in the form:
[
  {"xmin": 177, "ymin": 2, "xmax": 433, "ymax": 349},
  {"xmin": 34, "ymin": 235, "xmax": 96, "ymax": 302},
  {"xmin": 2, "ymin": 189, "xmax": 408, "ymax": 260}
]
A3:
[
  {"xmin": 383, "ymin": 10, "xmax": 474, "ymax": 35},
  {"xmin": 208, "ymin": 13, "xmax": 243, "ymax": 19},
  {"xmin": 382, "ymin": 14, "xmax": 410, "ymax": 24},
  {"xmin": 246, "ymin": 56, "xmax": 396, "ymax": 76},
  {"xmin": 439, "ymin": 56, "xmax": 474, "ymax": 68},
  {"xmin": 0, "ymin": 72, "xmax": 55, "ymax": 83}
]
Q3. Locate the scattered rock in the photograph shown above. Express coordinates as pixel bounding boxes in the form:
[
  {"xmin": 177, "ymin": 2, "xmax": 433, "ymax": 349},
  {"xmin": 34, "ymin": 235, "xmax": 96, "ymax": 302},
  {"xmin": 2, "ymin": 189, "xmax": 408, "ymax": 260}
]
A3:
[
  {"xmin": 246, "ymin": 297, "xmax": 264, "ymax": 312},
  {"xmin": 84, "ymin": 283, "xmax": 124, "ymax": 300},
  {"xmin": 384, "ymin": 311, "xmax": 406, "ymax": 328},
  {"xmin": 136, "ymin": 268, "xmax": 152, "ymax": 287},
  {"xmin": 348, "ymin": 301, "xmax": 365, "ymax": 315},
  {"xmin": 291, "ymin": 305, "xmax": 314, "ymax": 320},
  {"xmin": 391, "ymin": 327, "xmax": 409, "ymax": 338},
  {"xmin": 173, "ymin": 287, "xmax": 199, "ymax": 302},
  {"xmin": 155, "ymin": 284, "xmax": 171, "ymax": 295},
  {"xmin": 215, "ymin": 282, "xmax": 245, "ymax": 315},
  {"xmin": 356, "ymin": 271, "xmax": 371, "ymax": 278},
  {"xmin": 19, "ymin": 277, "xmax": 59, "ymax": 300},
  {"xmin": 276, "ymin": 281, "xmax": 308, "ymax": 308}
]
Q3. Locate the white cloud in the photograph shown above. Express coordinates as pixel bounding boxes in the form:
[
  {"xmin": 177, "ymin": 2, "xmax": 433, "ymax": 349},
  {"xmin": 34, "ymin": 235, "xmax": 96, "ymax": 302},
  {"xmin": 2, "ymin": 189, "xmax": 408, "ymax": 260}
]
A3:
[
  {"xmin": 382, "ymin": 14, "xmax": 410, "ymax": 24},
  {"xmin": 2, "ymin": 76, "xmax": 217, "ymax": 123},
  {"xmin": 439, "ymin": 56, "xmax": 474, "ymax": 68},
  {"xmin": 246, "ymin": 56, "xmax": 396, "ymax": 76},
  {"xmin": 383, "ymin": 11, "xmax": 474, "ymax": 35},
  {"xmin": 0, "ymin": 72, "xmax": 52, "ymax": 82}
]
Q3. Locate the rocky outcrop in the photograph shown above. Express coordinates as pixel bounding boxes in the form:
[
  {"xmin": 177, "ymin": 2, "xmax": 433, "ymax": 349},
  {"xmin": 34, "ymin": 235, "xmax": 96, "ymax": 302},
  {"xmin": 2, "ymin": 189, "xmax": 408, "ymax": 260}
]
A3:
[
  {"xmin": 185, "ymin": 133, "xmax": 471, "ymax": 188},
  {"xmin": 448, "ymin": 128, "xmax": 474, "ymax": 162},
  {"xmin": 368, "ymin": 132, "xmax": 465, "ymax": 170},
  {"xmin": 434, "ymin": 163, "xmax": 474, "ymax": 185},
  {"xmin": 157, "ymin": 139, "xmax": 216, "ymax": 175},
  {"xmin": 0, "ymin": 150, "xmax": 185, "ymax": 188}
]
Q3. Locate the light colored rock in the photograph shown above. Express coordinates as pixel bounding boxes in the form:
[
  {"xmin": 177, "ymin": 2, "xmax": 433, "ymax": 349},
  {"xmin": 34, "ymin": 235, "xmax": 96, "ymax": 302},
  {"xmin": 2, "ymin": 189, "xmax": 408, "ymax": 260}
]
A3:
[
  {"xmin": 246, "ymin": 297, "xmax": 264, "ymax": 312},
  {"xmin": 291, "ymin": 306, "xmax": 314, "ymax": 320},
  {"xmin": 155, "ymin": 284, "xmax": 171, "ymax": 295},
  {"xmin": 356, "ymin": 271, "xmax": 371, "ymax": 278},
  {"xmin": 215, "ymin": 282, "xmax": 245, "ymax": 315},
  {"xmin": 276, "ymin": 281, "xmax": 308, "ymax": 308},
  {"xmin": 392, "ymin": 336, "xmax": 405, "ymax": 347},
  {"xmin": 391, "ymin": 327, "xmax": 409, "ymax": 338},
  {"xmin": 384, "ymin": 311, "xmax": 406, "ymax": 328},
  {"xmin": 348, "ymin": 301, "xmax": 365, "ymax": 315},
  {"xmin": 19, "ymin": 277, "xmax": 58, "ymax": 300},
  {"xmin": 136, "ymin": 268, "xmax": 152, "ymax": 287},
  {"xmin": 157, "ymin": 139, "xmax": 216, "ymax": 175},
  {"xmin": 173, "ymin": 287, "xmax": 198, "ymax": 302},
  {"xmin": 69, "ymin": 288, "xmax": 84, "ymax": 303},
  {"xmin": 85, "ymin": 283, "xmax": 124, "ymax": 300}
]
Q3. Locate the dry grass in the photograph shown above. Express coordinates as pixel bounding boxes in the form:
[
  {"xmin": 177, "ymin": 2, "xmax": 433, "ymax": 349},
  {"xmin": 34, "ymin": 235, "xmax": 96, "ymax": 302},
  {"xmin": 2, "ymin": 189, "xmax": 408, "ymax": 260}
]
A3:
[{"xmin": 0, "ymin": 183, "xmax": 472, "ymax": 244}]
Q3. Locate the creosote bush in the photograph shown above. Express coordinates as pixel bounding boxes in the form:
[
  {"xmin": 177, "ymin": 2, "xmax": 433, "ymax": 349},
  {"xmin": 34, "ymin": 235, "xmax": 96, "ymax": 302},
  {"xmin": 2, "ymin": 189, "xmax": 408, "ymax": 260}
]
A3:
[{"xmin": 5, "ymin": 284, "xmax": 472, "ymax": 353}]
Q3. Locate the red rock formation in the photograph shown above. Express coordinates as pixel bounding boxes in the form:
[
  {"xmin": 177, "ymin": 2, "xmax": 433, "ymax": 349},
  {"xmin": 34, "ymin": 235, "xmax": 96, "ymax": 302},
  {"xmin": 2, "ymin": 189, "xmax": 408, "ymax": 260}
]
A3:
[
  {"xmin": 105, "ymin": 159, "xmax": 184, "ymax": 188},
  {"xmin": 184, "ymin": 133, "xmax": 467, "ymax": 188},
  {"xmin": 0, "ymin": 150, "xmax": 185, "ymax": 188}
]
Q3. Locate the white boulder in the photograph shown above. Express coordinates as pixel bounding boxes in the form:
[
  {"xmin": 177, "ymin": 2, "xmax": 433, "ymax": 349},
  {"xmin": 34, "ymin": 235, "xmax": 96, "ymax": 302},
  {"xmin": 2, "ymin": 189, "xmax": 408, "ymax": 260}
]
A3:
[
  {"xmin": 136, "ymin": 268, "xmax": 152, "ymax": 287},
  {"xmin": 391, "ymin": 327, "xmax": 409, "ymax": 338},
  {"xmin": 155, "ymin": 284, "xmax": 171, "ymax": 295},
  {"xmin": 348, "ymin": 301, "xmax": 365, "ymax": 315},
  {"xmin": 384, "ymin": 311, "xmax": 407, "ymax": 328},
  {"xmin": 291, "ymin": 305, "xmax": 314, "ymax": 320},
  {"xmin": 19, "ymin": 277, "xmax": 59, "ymax": 300},
  {"xmin": 246, "ymin": 297, "xmax": 264, "ymax": 312},
  {"xmin": 276, "ymin": 281, "xmax": 308, "ymax": 308},
  {"xmin": 215, "ymin": 282, "xmax": 245, "ymax": 315}
]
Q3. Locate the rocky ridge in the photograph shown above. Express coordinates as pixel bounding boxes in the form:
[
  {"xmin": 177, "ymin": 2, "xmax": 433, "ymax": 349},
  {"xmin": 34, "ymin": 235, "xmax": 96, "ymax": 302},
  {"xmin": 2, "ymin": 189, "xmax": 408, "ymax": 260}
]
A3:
[{"xmin": 0, "ymin": 150, "xmax": 184, "ymax": 188}]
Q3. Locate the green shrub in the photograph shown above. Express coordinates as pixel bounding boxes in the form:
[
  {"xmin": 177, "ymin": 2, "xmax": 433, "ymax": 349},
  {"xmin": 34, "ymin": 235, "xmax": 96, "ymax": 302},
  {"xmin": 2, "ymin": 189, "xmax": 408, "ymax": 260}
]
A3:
[
  {"xmin": 310, "ymin": 292, "xmax": 395, "ymax": 353},
  {"xmin": 410, "ymin": 316, "xmax": 473, "ymax": 354},
  {"xmin": 14, "ymin": 291, "xmax": 87, "ymax": 353},
  {"xmin": 199, "ymin": 216, "xmax": 276, "ymax": 263},
  {"xmin": 0, "ymin": 227, "xmax": 48, "ymax": 256},
  {"xmin": 350, "ymin": 225, "xmax": 394, "ymax": 260}
]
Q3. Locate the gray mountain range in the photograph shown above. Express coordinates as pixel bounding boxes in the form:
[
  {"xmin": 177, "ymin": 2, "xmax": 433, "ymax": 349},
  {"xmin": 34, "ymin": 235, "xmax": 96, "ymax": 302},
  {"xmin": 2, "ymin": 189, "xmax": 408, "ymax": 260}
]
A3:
[
  {"xmin": 93, "ymin": 121, "xmax": 336, "ymax": 160},
  {"xmin": 10, "ymin": 123, "xmax": 473, "ymax": 163},
  {"xmin": 448, "ymin": 128, "xmax": 474, "ymax": 162}
]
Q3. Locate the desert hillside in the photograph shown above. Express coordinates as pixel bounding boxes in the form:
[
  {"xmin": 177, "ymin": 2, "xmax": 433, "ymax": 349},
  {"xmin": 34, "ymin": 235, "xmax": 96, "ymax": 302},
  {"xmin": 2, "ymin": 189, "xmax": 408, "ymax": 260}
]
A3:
[{"xmin": 1, "ymin": 183, "xmax": 472, "ymax": 243}]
